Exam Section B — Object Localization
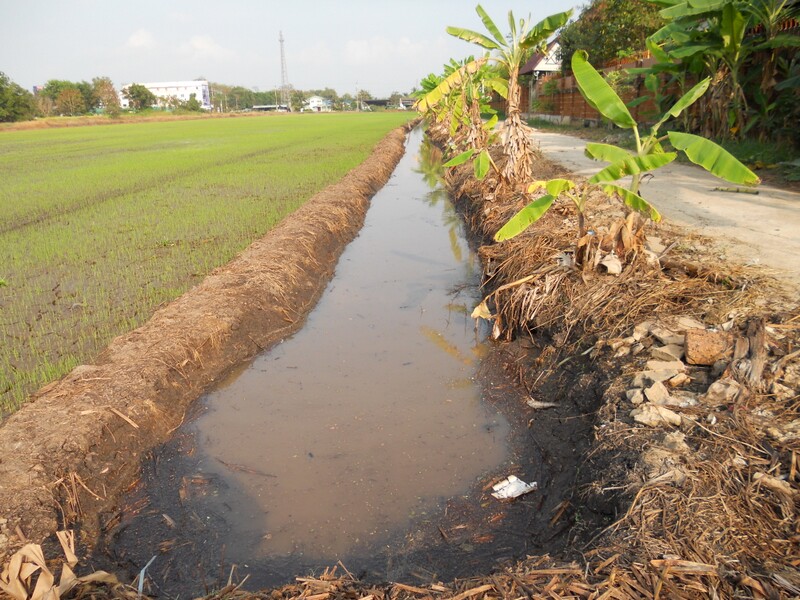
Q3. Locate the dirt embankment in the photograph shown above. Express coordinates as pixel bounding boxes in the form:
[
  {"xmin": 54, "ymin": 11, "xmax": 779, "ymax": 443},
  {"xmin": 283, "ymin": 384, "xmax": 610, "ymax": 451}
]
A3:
[{"xmin": 0, "ymin": 120, "xmax": 418, "ymax": 561}]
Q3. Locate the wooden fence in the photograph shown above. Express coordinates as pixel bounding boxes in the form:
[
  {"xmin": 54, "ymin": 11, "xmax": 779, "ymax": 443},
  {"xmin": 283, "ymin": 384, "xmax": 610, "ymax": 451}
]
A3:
[{"xmin": 527, "ymin": 56, "xmax": 669, "ymax": 125}]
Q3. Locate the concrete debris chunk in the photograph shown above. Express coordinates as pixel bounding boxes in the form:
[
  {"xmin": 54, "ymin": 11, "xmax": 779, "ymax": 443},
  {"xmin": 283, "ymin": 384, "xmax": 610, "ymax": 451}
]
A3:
[
  {"xmin": 685, "ymin": 328, "xmax": 731, "ymax": 366},
  {"xmin": 632, "ymin": 321, "xmax": 653, "ymax": 341},
  {"xmin": 645, "ymin": 381, "xmax": 671, "ymax": 405},
  {"xmin": 703, "ymin": 378, "xmax": 741, "ymax": 404},
  {"xmin": 632, "ymin": 369, "xmax": 680, "ymax": 388},
  {"xmin": 646, "ymin": 360, "xmax": 686, "ymax": 374},
  {"xmin": 651, "ymin": 344, "xmax": 685, "ymax": 362},
  {"xmin": 631, "ymin": 403, "xmax": 682, "ymax": 427},
  {"xmin": 650, "ymin": 326, "xmax": 684, "ymax": 346},
  {"xmin": 645, "ymin": 236, "xmax": 666, "ymax": 254},
  {"xmin": 670, "ymin": 316, "xmax": 706, "ymax": 332},
  {"xmin": 667, "ymin": 373, "xmax": 691, "ymax": 388},
  {"xmin": 626, "ymin": 388, "xmax": 645, "ymax": 405},
  {"xmin": 665, "ymin": 392, "xmax": 698, "ymax": 408}
]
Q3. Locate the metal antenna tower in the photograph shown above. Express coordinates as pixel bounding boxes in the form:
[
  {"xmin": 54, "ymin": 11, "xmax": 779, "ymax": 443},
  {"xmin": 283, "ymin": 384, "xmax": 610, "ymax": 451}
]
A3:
[{"xmin": 279, "ymin": 31, "xmax": 290, "ymax": 109}]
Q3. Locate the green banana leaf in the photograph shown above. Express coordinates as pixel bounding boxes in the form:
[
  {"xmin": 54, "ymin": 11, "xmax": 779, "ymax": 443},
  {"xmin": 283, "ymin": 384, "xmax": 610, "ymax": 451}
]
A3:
[
  {"xmin": 443, "ymin": 150, "xmax": 475, "ymax": 168},
  {"xmin": 508, "ymin": 10, "xmax": 517, "ymax": 39},
  {"xmin": 446, "ymin": 26, "xmax": 500, "ymax": 51},
  {"xmin": 572, "ymin": 50, "xmax": 636, "ymax": 129},
  {"xmin": 487, "ymin": 76, "xmax": 509, "ymax": 99},
  {"xmin": 523, "ymin": 10, "xmax": 572, "ymax": 49},
  {"xmin": 755, "ymin": 34, "xmax": 800, "ymax": 50},
  {"xmin": 660, "ymin": 0, "xmax": 727, "ymax": 19},
  {"xmin": 667, "ymin": 131, "xmax": 760, "ymax": 185},
  {"xmin": 494, "ymin": 194, "xmax": 556, "ymax": 241},
  {"xmin": 589, "ymin": 152, "xmax": 677, "ymax": 183},
  {"xmin": 415, "ymin": 58, "xmax": 487, "ymax": 113},
  {"xmin": 721, "ymin": 2, "xmax": 745, "ymax": 60},
  {"xmin": 474, "ymin": 149, "xmax": 491, "ymax": 180},
  {"xmin": 585, "ymin": 142, "xmax": 633, "ymax": 163},
  {"xmin": 529, "ymin": 178, "xmax": 576, "ymax": 196},
  {"xmin": 602, "ymin": 184, "xmax": 662, "ymax": 222},
  {"xmin": 476, "ymin": 5, "xmax": 506, "ymax": 47},
  {"xmin": 653, "ymin": 77, "xmax": 710, "ymax": 132}
]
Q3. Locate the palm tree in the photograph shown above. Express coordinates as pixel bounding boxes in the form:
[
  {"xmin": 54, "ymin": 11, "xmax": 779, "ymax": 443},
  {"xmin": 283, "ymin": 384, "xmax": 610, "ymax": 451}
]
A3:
[{"xmin": 446, "ymin": 5, "xmax": 572, "ymax": 184}]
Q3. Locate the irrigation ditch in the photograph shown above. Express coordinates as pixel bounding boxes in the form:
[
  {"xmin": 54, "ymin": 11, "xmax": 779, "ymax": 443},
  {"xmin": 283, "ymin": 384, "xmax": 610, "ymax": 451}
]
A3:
[{"xmin": 1, "ymin": 120, "xmax": 798, "ymax": 599}]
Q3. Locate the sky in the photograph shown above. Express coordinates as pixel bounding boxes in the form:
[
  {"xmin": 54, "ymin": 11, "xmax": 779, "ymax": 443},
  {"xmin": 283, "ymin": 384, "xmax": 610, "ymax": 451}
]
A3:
[{"xmin": 0, "ymin": 0, "xmax": 581, "ymax": 98}]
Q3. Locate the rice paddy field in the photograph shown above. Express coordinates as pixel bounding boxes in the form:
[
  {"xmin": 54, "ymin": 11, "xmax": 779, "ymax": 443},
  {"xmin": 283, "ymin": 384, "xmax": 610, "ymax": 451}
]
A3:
[{"xmin": 0, "ymin": 112, "xmax": 414, "ymax": 415}]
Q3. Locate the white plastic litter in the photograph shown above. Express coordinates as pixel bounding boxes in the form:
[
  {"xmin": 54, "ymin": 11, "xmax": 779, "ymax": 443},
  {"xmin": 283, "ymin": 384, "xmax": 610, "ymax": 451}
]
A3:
[{"xmin": 491, "ymin": 475, "xmax": 538, "ymax": 500}]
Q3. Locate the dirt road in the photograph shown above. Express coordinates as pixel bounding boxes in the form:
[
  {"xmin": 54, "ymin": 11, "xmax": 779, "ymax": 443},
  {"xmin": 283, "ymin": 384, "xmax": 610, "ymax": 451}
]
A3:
[{"xmin": 534, "ymin": 130, "xmax": 800, "ymax": 291}]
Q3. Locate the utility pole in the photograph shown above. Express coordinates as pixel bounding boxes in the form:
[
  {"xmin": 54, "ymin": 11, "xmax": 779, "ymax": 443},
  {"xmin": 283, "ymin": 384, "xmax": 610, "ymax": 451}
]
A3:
[{"xmin": 279, "ymin": 31, "xmax": 290, "ymax": 110}]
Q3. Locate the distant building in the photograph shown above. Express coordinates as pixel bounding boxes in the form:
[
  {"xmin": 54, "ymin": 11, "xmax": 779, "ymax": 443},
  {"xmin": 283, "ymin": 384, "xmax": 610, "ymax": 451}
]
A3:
[
  {"xmin": 520, "ymin": 40, "xmax": 562, "ymax": 80},
  {"xmin": 118, "ymin": 80, "xmax": 212, "ymax": 110},
  {"xmin": 301, "ymin": 95, "xmax": 333, "ymax": 112}
]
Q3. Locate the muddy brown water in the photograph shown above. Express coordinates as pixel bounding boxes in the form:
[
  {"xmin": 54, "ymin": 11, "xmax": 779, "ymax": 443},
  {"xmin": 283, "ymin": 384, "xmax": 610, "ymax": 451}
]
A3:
[{"xmin": 97, "ymin": 129, "xmax": 522, "ymax": 593}]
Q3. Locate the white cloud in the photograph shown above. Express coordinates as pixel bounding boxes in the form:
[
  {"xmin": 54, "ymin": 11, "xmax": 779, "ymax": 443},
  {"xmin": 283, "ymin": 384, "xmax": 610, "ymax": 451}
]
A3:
[
  {"xmin": 179, "ymin": 35, "xmax": 235, "ymax": 61},
  {"xmin": 126, "ymin": 29, "xmax": 156, "ymax": 50}
]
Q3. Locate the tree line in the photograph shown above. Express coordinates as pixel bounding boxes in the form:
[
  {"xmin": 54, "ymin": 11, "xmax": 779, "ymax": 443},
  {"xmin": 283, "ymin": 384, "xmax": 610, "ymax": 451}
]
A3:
[{"xmin": 0, "ymin": 71, "xmax": 404, "ymax": 123}]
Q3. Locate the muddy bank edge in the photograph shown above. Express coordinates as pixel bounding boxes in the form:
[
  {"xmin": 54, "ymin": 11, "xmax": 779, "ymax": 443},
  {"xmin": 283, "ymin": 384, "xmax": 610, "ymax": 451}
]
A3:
[{"xmin": 0, "ymin": 119, "xmax": 418, "ymax": 559}]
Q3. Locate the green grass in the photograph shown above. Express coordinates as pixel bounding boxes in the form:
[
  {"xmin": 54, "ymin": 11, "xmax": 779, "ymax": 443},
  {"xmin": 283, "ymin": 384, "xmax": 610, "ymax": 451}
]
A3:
[{"xmin": 0, "ymin": 112, "xmax": 413, "ymax": 415}]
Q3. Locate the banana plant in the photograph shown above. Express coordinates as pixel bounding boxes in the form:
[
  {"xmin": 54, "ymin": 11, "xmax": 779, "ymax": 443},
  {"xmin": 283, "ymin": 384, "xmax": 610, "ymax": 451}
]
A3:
[
  {"xmin": 416, "ymin": 5, "xmax": 572, "ymax": 185},
  {"xmin": 494, "ymin": 49, "xmax": 759, "ymax": 242},
  {"xmin": 415, "ymin": 57, "xmax": 502, "ymax": 180}
]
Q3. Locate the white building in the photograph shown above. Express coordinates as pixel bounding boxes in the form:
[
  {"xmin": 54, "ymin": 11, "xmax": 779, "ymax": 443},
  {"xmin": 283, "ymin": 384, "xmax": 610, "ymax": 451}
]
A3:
[
  {"xmin": 301, "ymin": 95, "xmax": 332, "ymax": 112},
  {"xmin": 119, "ymin": 80, "xmax": 212, "ymax": 110}
]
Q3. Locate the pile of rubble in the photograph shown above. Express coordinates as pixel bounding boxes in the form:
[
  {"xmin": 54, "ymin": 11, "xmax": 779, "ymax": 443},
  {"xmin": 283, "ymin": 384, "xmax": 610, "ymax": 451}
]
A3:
[{"xmin": 597, "ymin": 315, "xmax": 799, "ymax": 431}]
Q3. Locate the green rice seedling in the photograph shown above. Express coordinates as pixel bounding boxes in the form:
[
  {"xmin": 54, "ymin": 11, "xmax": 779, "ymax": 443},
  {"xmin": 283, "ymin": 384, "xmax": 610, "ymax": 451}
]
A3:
[{"xmin": 0, "ymin": 112, "xmax": 413, "ymax": 414}]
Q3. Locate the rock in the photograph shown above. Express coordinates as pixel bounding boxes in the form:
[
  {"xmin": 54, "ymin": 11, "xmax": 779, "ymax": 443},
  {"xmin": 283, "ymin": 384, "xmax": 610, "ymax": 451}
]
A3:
[
  {"xmin": 685, "ymin": 329, "xmax": 732, "ymax": 366},
  {"xmin": 631, "ymin": 343, "xmax": 645, "ymax": 355},
  {"xmin": 670, "ymin": 316, "xmax": 706, "ymax": 332},
  {"xmin": 632, "ymin": 369, "xmax": 681, "ymax": 388},
  {"xmin": 703, "ymin": 378, "xmax": 741, "ymax": 404},
  {"xmin": 631, "ymin": 403, "xmax": 682, "ymax": 427},
  {"xmin": 651, "ymin": 344, "xmax": 684, "ymax": 362},
  {"xmin": 626, "ymin": 388, "xmax": 645, "ymax": 405},
  {"xmin": 650, "ymin": 325, "xmax": 684, "ymax": 346},
  {"xmin": 662, "ymin": 431, "xmax": 690, "ymax": 454},
  {"xmin": 614, "ymin": 345, "xmax": 631, "ymax": 358},
  {"xmin": 646, "ymin": 236, "xmax": 666, "ymax": 255},
  {"xmin": 667, "ymin": 372, "xmax": 691, "ymax": 388},
  {"xmin": 666, "ymin": 392, "xmax": 698, "ymax": 408},
  {"xmin": 646, "ymin": 360, "xmax": 686, "ymax": 374},
  {"xmin": 645, "ymin": 381, "xmax": 671, "ymax": 404},
  {"xmin": 632, "ymin": 321, "xmax": 652, "ymax": 341}
]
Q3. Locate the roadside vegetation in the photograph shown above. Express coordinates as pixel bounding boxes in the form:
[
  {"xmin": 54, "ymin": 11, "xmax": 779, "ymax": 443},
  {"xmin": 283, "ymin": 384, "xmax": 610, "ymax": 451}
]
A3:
[
  {"xmin": 411, "ymin": 2, "xmax": 798, "ymax": 598},
  {"xmin": 0, "ymin": 112, "xmax": 412, "ymax": 414}
]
